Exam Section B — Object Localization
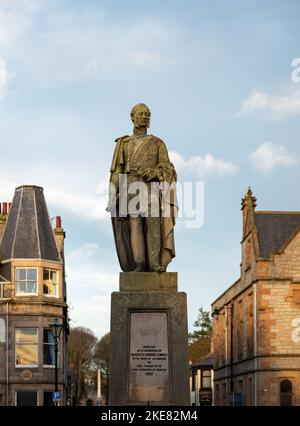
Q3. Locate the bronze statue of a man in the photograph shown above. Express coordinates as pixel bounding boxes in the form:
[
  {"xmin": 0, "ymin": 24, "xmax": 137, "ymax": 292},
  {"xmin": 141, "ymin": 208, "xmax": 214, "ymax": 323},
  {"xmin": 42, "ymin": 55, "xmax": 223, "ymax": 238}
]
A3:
[{"xmin": 107, "ymin": 103, "xmax": 177, "ymax": 272}]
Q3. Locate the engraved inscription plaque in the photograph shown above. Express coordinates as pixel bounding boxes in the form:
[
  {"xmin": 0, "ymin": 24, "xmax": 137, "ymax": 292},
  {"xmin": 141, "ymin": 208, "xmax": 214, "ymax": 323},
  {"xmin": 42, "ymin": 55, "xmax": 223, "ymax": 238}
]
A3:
[{"xmin": 129, "ymin": 312, "xmax": 170, "ymax": 402}]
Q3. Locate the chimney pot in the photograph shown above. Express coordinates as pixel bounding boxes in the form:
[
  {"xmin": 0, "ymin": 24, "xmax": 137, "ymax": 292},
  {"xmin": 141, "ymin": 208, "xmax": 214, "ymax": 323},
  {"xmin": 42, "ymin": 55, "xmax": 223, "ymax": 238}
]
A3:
[
  {"xmin": 56, "ymin": 216, "xmax": 62, "ymax": 228},
  {"xmin": 3, "ymin": 203, "xmax": 7, "ymax": 214},
  {"xmin": 8, "ymin": 202, "xmax": 12, "ymax": 212}
]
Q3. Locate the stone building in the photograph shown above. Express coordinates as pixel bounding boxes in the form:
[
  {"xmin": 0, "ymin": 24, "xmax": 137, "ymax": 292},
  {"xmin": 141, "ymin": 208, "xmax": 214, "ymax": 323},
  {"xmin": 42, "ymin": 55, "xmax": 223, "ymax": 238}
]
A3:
[
  {"xmin": 0, "ymin": 185, "xmax": 68, "ymax": 406},
  {"xmin": 212, "ymin": 189, "xmax": 300, "ymax": 406}
]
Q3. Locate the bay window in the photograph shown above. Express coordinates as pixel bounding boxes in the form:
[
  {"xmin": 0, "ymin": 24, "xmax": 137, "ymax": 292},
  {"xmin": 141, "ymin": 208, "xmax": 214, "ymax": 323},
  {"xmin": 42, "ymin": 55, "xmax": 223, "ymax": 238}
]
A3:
[
  {"xmin": 15, "ymin": 268, "xmax": 37, "ymax": 295},
  {"xmin": 43, "ymin": 269, "xmax": 58, "ymax": 297},
  {"xmin": 15, "ymin": 328, "xmax": 38, "ymax": 367},
  {"xmin": 43, "ymin": 329, "xmax": 55, "ymax": 366}
]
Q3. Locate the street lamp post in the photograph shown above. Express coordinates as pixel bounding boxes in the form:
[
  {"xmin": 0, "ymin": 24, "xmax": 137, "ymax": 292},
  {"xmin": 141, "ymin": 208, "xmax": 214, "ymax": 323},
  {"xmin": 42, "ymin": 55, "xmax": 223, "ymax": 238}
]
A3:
[{"xmin": 49, "ymin": 318, "xmax": 64, "ymax": 406}]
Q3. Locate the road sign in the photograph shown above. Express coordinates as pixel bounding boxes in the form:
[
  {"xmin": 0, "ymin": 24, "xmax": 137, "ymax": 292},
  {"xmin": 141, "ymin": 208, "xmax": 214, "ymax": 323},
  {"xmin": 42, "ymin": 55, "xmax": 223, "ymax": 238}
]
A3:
[{"xmin": 52, "ymin": 391, "xmax": 61, "ymax": 402}]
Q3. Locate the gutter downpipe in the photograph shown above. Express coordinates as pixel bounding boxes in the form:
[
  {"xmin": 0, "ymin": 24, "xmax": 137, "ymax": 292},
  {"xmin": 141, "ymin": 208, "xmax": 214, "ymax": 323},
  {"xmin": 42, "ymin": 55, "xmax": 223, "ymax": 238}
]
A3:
[
  {"xmin": 225, "ymin": 306, "xmax": 228, "ymax": 405},
  {"xmin": 6, "ymin": 301, "xmax": 9, "ymax": 406},
  {"xmin": 253, "ymin": 283, "xmax": 258, "ymax": 406},
  {"xmin": 230, "ymin": 303, "xmax": 234, "ymax": 405}
]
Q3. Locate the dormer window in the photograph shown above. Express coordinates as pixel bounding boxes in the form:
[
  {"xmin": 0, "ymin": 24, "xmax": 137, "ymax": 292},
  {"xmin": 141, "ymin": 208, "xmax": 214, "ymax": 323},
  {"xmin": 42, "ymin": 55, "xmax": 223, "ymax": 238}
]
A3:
[
  {"xmin": 43, "ymin": 269, "xmax": 58, "ymax": 297},
  {"xmin": 15, "ymin": 268, "xmax": 38, "ymax": 295}
]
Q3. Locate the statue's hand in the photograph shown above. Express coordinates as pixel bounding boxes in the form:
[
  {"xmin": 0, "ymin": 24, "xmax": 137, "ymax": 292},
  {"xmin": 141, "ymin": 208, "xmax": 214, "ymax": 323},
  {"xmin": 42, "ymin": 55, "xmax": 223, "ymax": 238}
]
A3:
[{"xmin": 142, "ymin": 168, "xmax": 158, "ymax": 181}]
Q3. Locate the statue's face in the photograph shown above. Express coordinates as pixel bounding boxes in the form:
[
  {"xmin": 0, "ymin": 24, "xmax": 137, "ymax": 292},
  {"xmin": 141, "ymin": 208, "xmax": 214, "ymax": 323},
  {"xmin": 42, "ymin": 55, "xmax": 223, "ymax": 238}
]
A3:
[{"xmin": 131, "ymin": 106, "xmax": 151, "ymax": 129}]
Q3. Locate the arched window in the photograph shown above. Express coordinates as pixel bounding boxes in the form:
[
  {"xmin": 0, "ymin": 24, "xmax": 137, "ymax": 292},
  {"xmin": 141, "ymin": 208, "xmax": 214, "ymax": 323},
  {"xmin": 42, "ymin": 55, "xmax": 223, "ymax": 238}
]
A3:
[{"xmin": 280, "ymin": 379, "xmax": 293, "ymax": 406}]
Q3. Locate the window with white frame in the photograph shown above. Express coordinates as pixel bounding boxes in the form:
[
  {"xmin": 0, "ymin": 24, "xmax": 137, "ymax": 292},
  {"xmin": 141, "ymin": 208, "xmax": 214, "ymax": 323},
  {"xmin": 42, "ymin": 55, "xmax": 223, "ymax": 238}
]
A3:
[
  {"xmin": 43, "ymin": 329, "xmax": 55, "ymax": 366},
  {"xmin": 15, "ymin": 268, "xmax": 37, "ymax": 295},
  {"xmin": 43, "ymin": 269, "xmax": 58, "ymax": 296},
  {"xmin": 15, "ymin": 328, "xmax": 38, "ymax": 367}
]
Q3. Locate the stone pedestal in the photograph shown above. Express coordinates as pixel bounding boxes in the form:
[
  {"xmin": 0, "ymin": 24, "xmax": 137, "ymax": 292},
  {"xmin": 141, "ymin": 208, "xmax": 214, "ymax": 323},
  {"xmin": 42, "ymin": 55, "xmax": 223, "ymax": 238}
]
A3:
[{"xmin": 109, "ymin": 272, "xmax": 190, "ymax": 406}]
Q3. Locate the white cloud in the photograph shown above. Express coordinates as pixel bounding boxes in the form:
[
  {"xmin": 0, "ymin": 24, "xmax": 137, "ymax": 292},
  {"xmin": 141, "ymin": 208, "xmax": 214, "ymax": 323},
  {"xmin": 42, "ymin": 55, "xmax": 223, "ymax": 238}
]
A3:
[
  {"xmin": 0, "ymin": 176, "xmax": 110, "ymax": 222},
  {"xmin": 67, "ymin": 266, "xmax": 117, "ymax": 291},
  {"xmin": 238, "ymin": 88, "xmax": 300, "ymax": 118},
  {"xmin": 170, "ymin": 151, "xmax": 239, "ymax": 177},
  {"xmin": 68, "ymin": 291, "xmax": 112, "ymax": 337},
  {"xmin": 130, "ymin": 50, "xmax": 161, "ymax": 66},
  {"xmin": 68, "ymin": 243, "xmax": 99, "ymax": 259},
  {"xmin": 0, "ymin": 57, "xmax": 14, "ymax": 98},
  {"xmin": 38, "ymin": 10, "xmax": 178, "ymax": 79},
  {"xmin": 0, "ymin": 177, "xmax": 15, "ymax": 200},
  {"xmin": 66, "ymin": 255, "xmax": 118, "ymax": 336},
  {"xmin": 0, "ymin": 0, "xmax": 43, "ymax": 46},
  {"xmin": 85, "ymin": 50, "xmax": 165, "ymax": 77},
  {"xmin": 250, "ymin": 142, "xmax": 298, "ymax": 172},
  {"xmin": 45, "ymin": 186, "xmax": 108, "ymax": 222},
  {"xmin": 0, "ymin": 2, "xmax": 179, "ymax": 87},
  {"xmin": 85, "ymin": 60, "xmax": 101, "ymax": 77}
]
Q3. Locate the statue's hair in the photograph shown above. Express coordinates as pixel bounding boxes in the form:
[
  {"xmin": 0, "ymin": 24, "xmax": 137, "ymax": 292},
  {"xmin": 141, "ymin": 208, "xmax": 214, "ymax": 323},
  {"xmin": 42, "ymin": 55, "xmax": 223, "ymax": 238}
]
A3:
[{"xmin": 130, "ymin": 103, "xmax": 151, "ymax": 118}]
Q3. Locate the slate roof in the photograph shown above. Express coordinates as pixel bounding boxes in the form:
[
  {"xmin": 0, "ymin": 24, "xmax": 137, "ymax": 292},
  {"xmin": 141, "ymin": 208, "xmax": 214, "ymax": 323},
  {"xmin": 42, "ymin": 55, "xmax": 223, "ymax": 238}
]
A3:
[
  {"xmin": 189, "ymin": 354, "xmax": 214, "ymax": 371},
  {"xmin": 0, "ymin": 185, "xmax": 61, "ymax": 262},
  {"xmin": 255, "ymin": 212, "xmax": 300, "ymax": 259}
]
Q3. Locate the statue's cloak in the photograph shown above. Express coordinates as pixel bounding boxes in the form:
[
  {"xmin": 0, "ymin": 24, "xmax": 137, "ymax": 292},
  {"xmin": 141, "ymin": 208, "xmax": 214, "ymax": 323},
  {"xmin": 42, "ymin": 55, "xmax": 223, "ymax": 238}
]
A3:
[{"xmin": 109, "ymin": 134, "xmax": 177, "ymax": 272}]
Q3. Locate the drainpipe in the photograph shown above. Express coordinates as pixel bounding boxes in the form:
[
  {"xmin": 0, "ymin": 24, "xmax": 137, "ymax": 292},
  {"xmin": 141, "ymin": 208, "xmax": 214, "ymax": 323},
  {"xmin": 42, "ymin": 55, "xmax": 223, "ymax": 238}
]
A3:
[
  {"xmin": 253, "ymin": 284, "xmax": 257, "ymax": 406},
  {"xmin": 225, "ymin": 306, "xmax": 228, "ymax": 404},
  {"xmin": 6, "ymin": 302, "xmax": 9, "ymax": 406},
  {"xmin": 230, "ymin": 303, "xmax": 234, "ymax": 397}
]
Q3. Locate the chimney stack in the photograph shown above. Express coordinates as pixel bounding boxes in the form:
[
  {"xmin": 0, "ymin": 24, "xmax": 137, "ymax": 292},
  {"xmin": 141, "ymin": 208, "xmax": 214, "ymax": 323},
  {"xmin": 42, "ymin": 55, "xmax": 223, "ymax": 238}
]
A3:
[
  {"xmin": 56, "ymin": 216, "xmax": 62, "ymax": 228},
  {"xmin": 0, "ymin": 201, "xmax": 10, "ymax": 243},
  {"xmin": 54, "ymin": 216, "xmax": 65, "ymax": 257}
]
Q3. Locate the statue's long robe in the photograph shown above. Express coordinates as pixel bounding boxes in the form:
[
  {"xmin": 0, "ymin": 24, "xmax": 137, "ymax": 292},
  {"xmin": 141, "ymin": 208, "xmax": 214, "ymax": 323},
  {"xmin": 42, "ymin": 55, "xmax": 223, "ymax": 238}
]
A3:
[{"xmin": 109, "ymin": 134, "xmax": 177, "ymax": 272}]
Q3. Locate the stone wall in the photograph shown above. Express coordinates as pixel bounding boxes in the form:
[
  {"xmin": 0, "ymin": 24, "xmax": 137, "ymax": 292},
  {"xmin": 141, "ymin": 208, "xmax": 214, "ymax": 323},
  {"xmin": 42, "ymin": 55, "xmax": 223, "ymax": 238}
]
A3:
[{"xmin": 212, "ymin": 208, "xmax": 300, "ymax": 405}]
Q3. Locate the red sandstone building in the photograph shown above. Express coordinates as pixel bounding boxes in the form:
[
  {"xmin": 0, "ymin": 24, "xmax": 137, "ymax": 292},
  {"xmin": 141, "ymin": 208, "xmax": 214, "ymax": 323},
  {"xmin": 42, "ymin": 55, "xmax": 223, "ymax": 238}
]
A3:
[
  {"xmin": 212, "ymin": 189, "xmax": 300, "ymax": 406},
  {"xmin": 0, "ymin": 185, "xmax": 69, "ymax": 406}
]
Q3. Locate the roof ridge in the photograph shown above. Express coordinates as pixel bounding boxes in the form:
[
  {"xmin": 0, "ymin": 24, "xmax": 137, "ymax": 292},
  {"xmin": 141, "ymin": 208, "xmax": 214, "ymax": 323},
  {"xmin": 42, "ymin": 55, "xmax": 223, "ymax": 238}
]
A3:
[
  {"xmin": 33, "ymin": 187, "xmax": 42, "ymax": 258},
  {"xmin": 41, "ymin": 189, "xmax": 62, "ymax": 264},
  {"xmin": 11, "ymin": 187, "xmax": 23, "ymax": 259}
]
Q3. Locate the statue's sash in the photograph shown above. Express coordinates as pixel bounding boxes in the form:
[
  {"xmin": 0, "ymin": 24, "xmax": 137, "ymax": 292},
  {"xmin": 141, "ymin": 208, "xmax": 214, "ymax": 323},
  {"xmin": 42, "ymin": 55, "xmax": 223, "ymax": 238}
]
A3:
[{"xmin": 129, "ymin": 136, "xmax": 153, "ymax": 173}]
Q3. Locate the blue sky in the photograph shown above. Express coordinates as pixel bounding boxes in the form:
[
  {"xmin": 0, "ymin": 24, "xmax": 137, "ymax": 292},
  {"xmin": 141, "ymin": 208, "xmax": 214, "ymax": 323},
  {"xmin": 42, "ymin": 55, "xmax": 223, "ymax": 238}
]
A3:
[{"xmin": 1, "ymin": 0, "xmax": 300, "ymax": 337}]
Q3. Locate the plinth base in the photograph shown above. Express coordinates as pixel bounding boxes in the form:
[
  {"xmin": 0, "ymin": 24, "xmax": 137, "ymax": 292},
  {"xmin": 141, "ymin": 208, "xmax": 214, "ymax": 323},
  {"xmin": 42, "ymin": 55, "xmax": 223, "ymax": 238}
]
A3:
[{"xmin": 109, "ymin": 272, "xmax": 190, "ymax": 406}]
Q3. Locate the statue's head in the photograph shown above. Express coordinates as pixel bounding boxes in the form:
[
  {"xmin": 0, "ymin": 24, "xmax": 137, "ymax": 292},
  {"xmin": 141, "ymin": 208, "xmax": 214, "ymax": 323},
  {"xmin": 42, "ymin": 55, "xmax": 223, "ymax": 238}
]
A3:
[{"xmin": 130, "ymin": 103, "xmax": 151, "ymax": 129}]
